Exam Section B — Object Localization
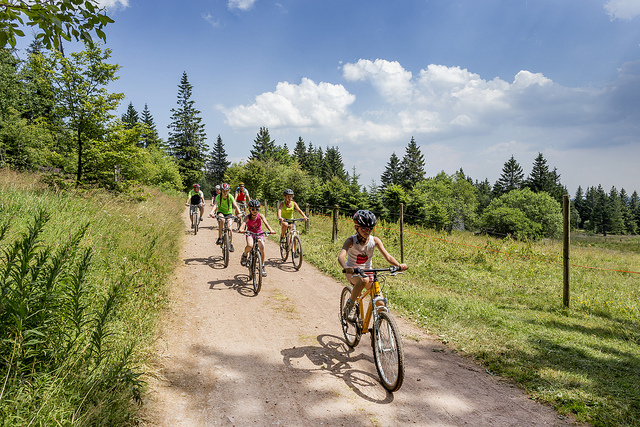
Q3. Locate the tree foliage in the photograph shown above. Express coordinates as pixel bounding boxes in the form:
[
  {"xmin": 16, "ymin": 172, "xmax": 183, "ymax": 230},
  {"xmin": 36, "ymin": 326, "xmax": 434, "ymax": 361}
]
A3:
[
  {"xmin": 167, "ymin": 71, "xmax": 207, "ymax": 190},
  {"xmin": 0, "ymin": 0, "xmax": 114, "ymax": 52},
  {"xmin": 493, "ymin": 155, "xmax": 524, "ymax": 197}
]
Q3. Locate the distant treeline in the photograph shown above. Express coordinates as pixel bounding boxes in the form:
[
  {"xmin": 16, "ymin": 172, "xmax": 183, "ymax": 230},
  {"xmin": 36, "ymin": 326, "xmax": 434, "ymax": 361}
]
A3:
[{"xmin": 2, "ymin": 42, "xmax": 638, "ymax": 238}]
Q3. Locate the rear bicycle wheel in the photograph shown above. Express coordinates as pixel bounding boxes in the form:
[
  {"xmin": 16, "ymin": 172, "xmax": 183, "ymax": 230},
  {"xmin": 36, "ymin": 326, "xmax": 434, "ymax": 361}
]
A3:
[
  {"xmin": 252, "ymin": 249, "xmax": 263, "ymax": 294},
  {"xmin": 339, "ymin": 286, "xmax": 361, "ymax": 347},
  {"xmin": 372, "ymin": 311, "xmax": 405, "ymax": 392},
  {"xmin": 222, "ymin": 231, "xmax": 230, "ymax": 268},
  {"xmin": 291, "ymin": 235, "xmax": 303, "ymax": 270},
  {"xmin": 280, "ymin": 232, "xmax": 289, "ymax": 261}
]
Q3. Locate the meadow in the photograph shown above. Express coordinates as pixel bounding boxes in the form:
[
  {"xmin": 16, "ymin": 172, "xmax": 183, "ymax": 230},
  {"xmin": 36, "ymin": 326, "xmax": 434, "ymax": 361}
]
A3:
[
  {"xmin": 0, "ymin": 170, "xmax": 184, "ymax": 426},
  {"xmin": 263, "ymin": 206, "xmax": 640, "ymax": 427}
]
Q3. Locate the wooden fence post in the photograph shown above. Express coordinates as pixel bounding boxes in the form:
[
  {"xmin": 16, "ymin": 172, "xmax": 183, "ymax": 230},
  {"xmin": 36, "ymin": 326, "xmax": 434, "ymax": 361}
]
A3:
[
  {"xmin": 305, "ymin": 203, "xmax": 310, "ymax": 232},
  {"xmin": 563, "ymin": 194, "xmax": 570, "ymax": 308},
  {"xmin": 400, "ymin": 202, "xmax": 404, "ymax": 263},
  {"xmin": 332, "ymin": 205, "xmax": 339, "ymax": 243}
]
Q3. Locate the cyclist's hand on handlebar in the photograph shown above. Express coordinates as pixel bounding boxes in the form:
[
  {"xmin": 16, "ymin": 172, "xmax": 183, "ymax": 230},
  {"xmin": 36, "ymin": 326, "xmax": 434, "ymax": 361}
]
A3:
[{"xmin": 342, "ymin": 267, "xmax": 363, "ymax": 276}]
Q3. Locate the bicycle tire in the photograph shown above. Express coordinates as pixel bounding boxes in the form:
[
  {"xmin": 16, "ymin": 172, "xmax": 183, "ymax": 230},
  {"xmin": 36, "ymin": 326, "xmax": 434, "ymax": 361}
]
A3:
[
  {"xmin": 279, "ymin": 235, "xmax": 289, "ymax": 261},
  {"xmin": 194, "ymin": 210, "xmax": 199, "ymax": 234},
  {"xmin": 339, "ymin": 286, "xmax": 361, "ymax": 347},
  {"xmin": 372, "ymin": 311, "xmax": 405, "ymax": 392},
  {"xmin": 291, "ymin": 235, "xmax": 303, "ymax": 270},
  {"xmin": 222, "ymin": 231, "xmax": 230, "ymax": 268},
  {"xmin": 252, "ymin": 249, "xmax": 263, "ymax": 294},
  {"xmin": 235, "ymin": 214, "xmax": 242, "ymax": 232}
]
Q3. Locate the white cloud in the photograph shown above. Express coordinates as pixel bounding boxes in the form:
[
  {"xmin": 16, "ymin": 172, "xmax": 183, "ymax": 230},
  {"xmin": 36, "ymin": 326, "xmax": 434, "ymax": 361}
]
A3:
[
  {"xmin": 97, "ymin": 0, "xmax": 129, "ymax": 9},
  {"xmin": 222, "ymin": 78, "xmax": 355, "ymax": 128},
  {"xmin": 343, "ymin": 59, "xmax": 413, "ymax": 103},
  {"xmin": 228, "ymin": 0, "xmax": 257, "ymax": 11},
  {"xmin": 604, "ymin": 0, "xmax": 640, "ymax": 20},
  {"xmin": 202, "ymin": 12, "xmax": 220, "ymax": 27}
]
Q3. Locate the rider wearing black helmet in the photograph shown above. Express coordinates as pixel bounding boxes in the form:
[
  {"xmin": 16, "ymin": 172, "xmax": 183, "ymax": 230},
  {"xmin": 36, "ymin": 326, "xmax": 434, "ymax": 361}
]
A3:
[
  {"xmin": 185, "ymin": 184, "xmax": 205, "ymax": 227},
  {"xmin": 338, "ymin": 209, "xmax": 408, "ymax": 322},
  {"xmin": 239, "ymin": 199, "xmax": 275, "ymax": 277},
  {"xmin": 277, "ymin": 188, "xmax": 308, "ymax": 244}
]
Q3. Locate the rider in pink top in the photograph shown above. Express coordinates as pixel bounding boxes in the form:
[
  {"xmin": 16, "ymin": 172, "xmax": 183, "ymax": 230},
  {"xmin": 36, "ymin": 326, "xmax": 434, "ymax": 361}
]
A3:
[{"xmin": 239, "ymin": 199, "xmax": 275, "ymax": 277}]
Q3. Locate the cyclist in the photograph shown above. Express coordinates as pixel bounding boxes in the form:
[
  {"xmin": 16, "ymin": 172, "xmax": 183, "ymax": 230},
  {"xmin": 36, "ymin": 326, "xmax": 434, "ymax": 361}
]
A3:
[
  {"xmin": 235, "ymin": 182, "xmax": 250, "ymax": 214},
  {"xmin": 338, "ymin": 209, "xmax": 408, "ymax": 322},
  {"xmin": 239, "ymin": 199, "xmax": 275, "ymax": 277},
  {"xmin": 185, "ymin": 184, "xmax": 205, "ymax": 228},
  {"xmin": 276, "ymin": 189, "xmax": 308, "ymax": 244},
  {"xmin": 209, "ymin": 183, "xmax": 242, "ymax": 252}
]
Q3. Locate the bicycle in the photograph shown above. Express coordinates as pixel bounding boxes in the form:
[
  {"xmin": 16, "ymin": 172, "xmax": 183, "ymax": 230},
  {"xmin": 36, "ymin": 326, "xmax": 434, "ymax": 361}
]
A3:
[
  {"xmin": 189, "ymin": 204, "xmax": 200, "ymax": 234},
  {"xmin": 244, "ymin": 231, "xmax": 269, "ymax": 294},
  {"xmin": 339, "ymin": 266, "xmax": 405, "ymax": 392},
  {"xmin": 216, "ymin": 214, "xmax": 238, "ymax": 268},
  {"xmin": 235, "ymin": 202, "xmax": 247, "ymax": 232},
  {"xmin": 279, "ymin": 218, "xmax": 305, "ymax": 270}
]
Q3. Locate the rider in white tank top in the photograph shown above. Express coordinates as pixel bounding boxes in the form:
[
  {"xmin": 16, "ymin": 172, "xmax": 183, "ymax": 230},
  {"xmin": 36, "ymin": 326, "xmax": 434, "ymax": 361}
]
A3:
[{"xmin": 346, "ymin": 235, "xmax": 375, "ymax": 269}]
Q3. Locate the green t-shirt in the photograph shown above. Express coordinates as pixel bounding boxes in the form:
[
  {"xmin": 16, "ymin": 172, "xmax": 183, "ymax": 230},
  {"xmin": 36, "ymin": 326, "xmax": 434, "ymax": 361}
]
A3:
[{"xmin": 215, "ymin": 194, "xmax": 234, "ymax": 215}]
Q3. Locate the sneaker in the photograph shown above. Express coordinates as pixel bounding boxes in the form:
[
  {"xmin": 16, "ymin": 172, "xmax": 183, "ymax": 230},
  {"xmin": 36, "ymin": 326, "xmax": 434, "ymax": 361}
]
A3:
[
  {"xmin": 216, "ymin": 237, "xmax": 222, "ymax": 245},
  {"xmin": 343, "ymin": 300, "xmax": 357, "ymax": 323},
  {"xmin": 261, "ymin": 266, "xmax": 267, "ymax": 277},
  {"xmin": 191, "ymin": 223, "xmax": 194, "ymax": 229},
  {"xmin": 240, "ymin": 254, "xmax": 247, "ymax": 266},
  {"xmin": 280, "ymin": 237, "xmax": 286, "ymax": 244},
  {"xmin": 229, "ymin": 244, "xmax": 235, "ymax": 252}
]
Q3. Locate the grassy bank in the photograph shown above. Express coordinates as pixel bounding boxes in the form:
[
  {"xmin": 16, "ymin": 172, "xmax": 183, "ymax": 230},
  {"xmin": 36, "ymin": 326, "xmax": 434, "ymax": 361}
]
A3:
[
  {"xmin": 0, "ymin": 169, "xmax": 184, "ymax": 426},
  {"xmin": 264, "ymin": 207, "xmax": 640, "ymax": 426}
]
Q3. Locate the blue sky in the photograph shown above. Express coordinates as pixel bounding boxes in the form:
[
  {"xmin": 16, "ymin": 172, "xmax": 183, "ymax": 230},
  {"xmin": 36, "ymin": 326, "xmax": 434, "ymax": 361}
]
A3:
[{"xmin": 51, "ymin": 0, "xmax": 640, "ymax": 193}]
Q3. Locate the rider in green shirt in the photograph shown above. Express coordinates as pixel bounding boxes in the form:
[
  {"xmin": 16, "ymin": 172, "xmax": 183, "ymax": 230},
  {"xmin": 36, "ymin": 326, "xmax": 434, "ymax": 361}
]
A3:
[{"xmin": 209, "ymin": 183, "xmax": 242, "ymax": 252}]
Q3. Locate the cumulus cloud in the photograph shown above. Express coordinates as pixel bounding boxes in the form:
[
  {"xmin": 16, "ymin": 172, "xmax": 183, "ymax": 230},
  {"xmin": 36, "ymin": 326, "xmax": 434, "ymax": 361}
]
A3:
[
  {"xmin": 343, "ymin": 59, "xmax": 413, "ymax": 103},
  {"xmin": 604, "ymin": 0, "xmax": 640, "ymax": 20},
  {"xmin": 228, "ymin": 0, "xmax": 257, "ymax": 11},
  {"xmin": 96, "ymin": 0, "xmax": 129, "ymax": 9},
  {"xmin": 222, "ymin": 78, "xmax": 355, "ymax": 128}
]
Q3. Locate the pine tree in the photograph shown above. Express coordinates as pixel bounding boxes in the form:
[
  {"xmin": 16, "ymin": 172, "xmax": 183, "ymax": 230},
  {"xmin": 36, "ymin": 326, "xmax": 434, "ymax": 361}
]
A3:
[
  {"xmin": 589, "ymin": 185, "xmax": 608, "ymax": 234},
  {"xmin": 574, "ymin": 186, "xmax": 586, "ymax": 229},
  {"xmin": 206, "ymin": 134, "xmax": 230, "ymax": 188},
  {"xmin": 380, "ymin": 152, "xmax": 402, "ymax": 188},
  {"xmin": 620, "ymin": 188, "xmax": 637, "ymax": 234},
  {"xmin": 323, "ymin": 146, "xmax": 346, "ymax": 181},
  {"xmin": 493, "ymin": 155, "xmax": 524, "ymax": 197},
  {"xmin": 121, "ymin": 102, "xmax": 138, "ymax": 129},
  {"xmin": 249, "ymin": 127, "xmax": 276, "ymax": 161},
  {"xmin": 292, "ymin": 137, "xmax": 307, "ymax": 167},
  {"xmin": 167, "ymin": 71, "xmax": 208, "ymax": 189},
  {"xmin": 474, "ymin": 178, "xmax": 493, "ymax": 214},
  {"xmin": 140, "ymin": 103, "xmax": 161, "ymax": 148},
  {"xmin": 608, "ymin": 187, "xmax": 625, "ymax": 234},
  {"xmin": 630, "ymin": 191, "xmax": 640, "ymax": 232},
  {"xmin": 399, "ymin": 136, "xmax": 425, "ymax": 189},
  {"xmin": 525, "ymin": 152, "xmax": 551, "ymax": 193},
  {"xmin": 307, "ymin": 143, "xmax": 323, "ymax": 179}
]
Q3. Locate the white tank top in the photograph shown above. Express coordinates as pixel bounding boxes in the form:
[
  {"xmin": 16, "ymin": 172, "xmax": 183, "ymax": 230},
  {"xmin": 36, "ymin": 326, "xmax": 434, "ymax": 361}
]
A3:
[{"xmin": 346, "ymin": 235, "xmax": 375, "ymax": 269}]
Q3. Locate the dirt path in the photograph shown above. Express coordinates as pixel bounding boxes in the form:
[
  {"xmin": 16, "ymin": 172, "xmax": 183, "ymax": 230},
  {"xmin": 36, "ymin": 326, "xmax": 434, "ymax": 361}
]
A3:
[{"xmin": 140, "ymin": 212, "xmax": 576, "ymax": 426}]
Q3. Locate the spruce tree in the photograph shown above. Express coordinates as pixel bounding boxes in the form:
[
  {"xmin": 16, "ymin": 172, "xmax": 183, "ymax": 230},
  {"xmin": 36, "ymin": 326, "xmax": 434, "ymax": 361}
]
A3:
[
  {"xmin": 525, "ymin": 152, "xmax": 551, "ymax": 193},
  {"xmin": 620, "ymin": 189, "xmax": 637, "ymax": 234},
  {"xmin": 167, "ymin": 71, "xmax": 208, "ymax": 190},
  {"xmin": 474, "ymin": 178, "xmax": 493, "ymax": 214},
  {"xmin": 380, "ymin": 152, "xmax": 402, "ymax": 188},
  {"xmin": 574, "ymin": 186, "xmax": 586, "ymax": 229},
  {"xmin": 630, "ymin": 191, "xmax": 640, "ymax": 231},
  {"xmin": 399, "ymin": 136, "xmax": 425, "ymax": 189},
  {"xmin": 323, "ymin": 146, "xmax": 347, "ymax": 181},
  {"xmin": 206, "ymin": 134, "xmax": 230, "ymax": 188},
  {"xmin": 292, "ymin": 137, "xmax": 307, "ymax": 167},
  {"xmin": 493, "ymin": 155, "xmax": 524, "ymax": 197},
  {"xmin": 249, "ymin": 127, "xmax": 276, "ymax": 161},
  {"xmin": 121, "ymin": 102, "xmax": 138, "ymax": 129},
  {"xmin": 140, "ymin": 103, "xmax": 161, "ymax": 148},
  {"xmin": 608, "ymin": 187, "xmax": 625, "ymax": 234}
]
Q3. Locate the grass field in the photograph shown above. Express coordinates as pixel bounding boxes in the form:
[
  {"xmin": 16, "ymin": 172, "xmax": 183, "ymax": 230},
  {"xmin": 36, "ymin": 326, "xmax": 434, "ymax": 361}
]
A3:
[
  {"xmin": 0, "ymin": 169, "xmax": 184, "ymax": 426},
  {"xmin": 264, "ymin": 207, "xmax": 640, "ymax": 427}
]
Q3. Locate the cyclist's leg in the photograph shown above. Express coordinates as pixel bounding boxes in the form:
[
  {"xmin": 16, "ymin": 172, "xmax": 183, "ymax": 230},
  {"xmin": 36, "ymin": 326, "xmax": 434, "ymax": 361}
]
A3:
[
  {"xmin": 226, "ymin": 217, "xmax": 233, "ymax": 243},
  {"xmin": 258, "ymin": 238, "xmax": 266, "ymax": 264},
  {"xmin": 199, "ymin": 202, "xmax": 205, "ymax": 218},
  {"xmin": 280, "ymin": 221, "xmax": 288, "ymax": 241},
  {"xmin": 217, "ymin": 216, "xmax": 224, "ymax": 238},
  {"xmin": 244, "ymin": 235, "xmax": 253, "ymax": 255},
  {"xmin": 347, "ymin": 273, "xmax": 369, "ymax": 301}
]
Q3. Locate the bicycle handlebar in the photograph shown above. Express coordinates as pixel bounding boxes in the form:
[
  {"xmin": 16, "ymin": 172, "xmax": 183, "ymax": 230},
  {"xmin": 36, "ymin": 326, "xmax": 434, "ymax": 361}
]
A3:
[
  {"xmin": 244, "ymin": 231, "xmax": 270, "ymax": 237},
  {"xmin": 342, "ymin": 265, "xmax": 402, "ymax": 275},
  {"xmin": 283, "ymin": 218, "xmax": 307, "ymax": 223}
]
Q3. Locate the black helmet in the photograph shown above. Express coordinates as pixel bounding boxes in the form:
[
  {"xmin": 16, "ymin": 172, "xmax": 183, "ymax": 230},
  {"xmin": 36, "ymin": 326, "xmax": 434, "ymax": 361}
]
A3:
[
  {"xmin": 248, "ymin": 199, "xmax": 261, "ymax": 208},
  {"xmin": 353, "ymin": 210, "xmax": 377, "ymax": 228},
  {"xmin": 283, "ymin": 188, "xmax": 294, "ymax": 195}
]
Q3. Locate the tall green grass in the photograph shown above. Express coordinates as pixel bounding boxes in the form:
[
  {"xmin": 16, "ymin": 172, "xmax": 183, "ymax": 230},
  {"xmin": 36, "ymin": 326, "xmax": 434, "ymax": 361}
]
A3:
[
  {"xmin": 0, "ymin": 169, "xmax": 184, "ymax": 426},
  {"xmin": 264, "ymin": 208, "xmax": 640, "ymax": 427}
]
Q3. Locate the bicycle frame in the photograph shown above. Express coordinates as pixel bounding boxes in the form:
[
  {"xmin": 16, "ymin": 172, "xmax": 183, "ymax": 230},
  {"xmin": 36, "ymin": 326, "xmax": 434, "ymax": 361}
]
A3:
[{"xmin": 353, "ymin": 273, "xmax": 388, "ymax": 334}]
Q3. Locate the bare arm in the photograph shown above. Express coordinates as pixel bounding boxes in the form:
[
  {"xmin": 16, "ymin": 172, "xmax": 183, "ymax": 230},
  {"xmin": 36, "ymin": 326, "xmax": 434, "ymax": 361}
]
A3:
[
  {"xmin": 276, "ymin": 201, "xmax": 283, "ymax": 222},
  {"xmin": 294, "ymin": 202, "xmax": 308, "ymax": 220},
  {"xmin": 373, "ymin": 236, "xmax": 408, "ymax": 270},
  {"xmin": 261, "ymin": 216, "xmax": 275, "ymax": 233},
  {"xmin": 338, "ymin": 237, "xmax": 353, "ymax": 270}
]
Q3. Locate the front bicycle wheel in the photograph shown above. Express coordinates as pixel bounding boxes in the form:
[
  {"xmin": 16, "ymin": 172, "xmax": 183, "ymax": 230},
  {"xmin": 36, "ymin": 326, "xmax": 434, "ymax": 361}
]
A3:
[
  {"xmin": 340, "ymin": 286, "xmax": 361, "ymax": 347},
  {"xmin": 372, "ymin": 311, "xmax": 405, "ymax": 392},
  {"xmin": 222, "ymin": 231, "xmax": 230, "ymax": 268},
  {"xmin": 194, "ymin": 211, "xmax": 200, "ymax": 234},
  {"xmin": 252, "ymin": 249, "xmax": 263, "ymax": 294},
  {"xmin": 235, "ymin": 214, "xmax": 242, "ymax": 232},
  {"xmin": 291, "ymin": 235, "xmax": 303, "ymax": 270},
  {"xmin": 280, "ymin": 234, "xmax": 289, "ymax": 261}
]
